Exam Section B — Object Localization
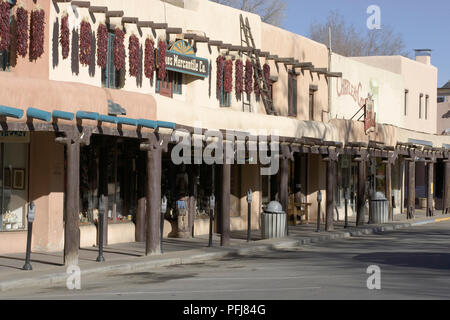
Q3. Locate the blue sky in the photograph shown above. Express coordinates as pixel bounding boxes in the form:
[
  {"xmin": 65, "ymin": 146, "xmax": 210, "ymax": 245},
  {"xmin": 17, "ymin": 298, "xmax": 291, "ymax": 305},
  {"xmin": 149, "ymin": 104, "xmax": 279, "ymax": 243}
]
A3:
[{"xmin": 282, "ymin": 0, "xmax": 450, "ymax": 87}]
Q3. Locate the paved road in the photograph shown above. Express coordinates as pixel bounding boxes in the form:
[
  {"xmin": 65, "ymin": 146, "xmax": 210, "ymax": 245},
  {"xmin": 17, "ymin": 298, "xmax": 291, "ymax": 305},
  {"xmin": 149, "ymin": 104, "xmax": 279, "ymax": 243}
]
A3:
[{"xmin": 2, "ymin": 221, "xmax": 450, "ymax": 300}]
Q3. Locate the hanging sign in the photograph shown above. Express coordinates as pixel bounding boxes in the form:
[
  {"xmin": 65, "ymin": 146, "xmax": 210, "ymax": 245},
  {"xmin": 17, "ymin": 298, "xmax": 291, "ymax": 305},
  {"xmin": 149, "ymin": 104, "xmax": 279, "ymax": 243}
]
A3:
[
  {"xmin": 364, "ymin": 95, "xmax": 376, "ymax": 135},
  {"xmin": 164, "ymin": 40, "xmax": 209, "ymax": 78}
]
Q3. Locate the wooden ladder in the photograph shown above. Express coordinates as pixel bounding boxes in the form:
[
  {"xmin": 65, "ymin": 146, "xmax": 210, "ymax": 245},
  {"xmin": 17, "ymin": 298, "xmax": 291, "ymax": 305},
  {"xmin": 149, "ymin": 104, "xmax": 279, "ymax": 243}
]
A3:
[{"xmin": 240, "ymin": 14, "xmax": 274, "ymax": 115}]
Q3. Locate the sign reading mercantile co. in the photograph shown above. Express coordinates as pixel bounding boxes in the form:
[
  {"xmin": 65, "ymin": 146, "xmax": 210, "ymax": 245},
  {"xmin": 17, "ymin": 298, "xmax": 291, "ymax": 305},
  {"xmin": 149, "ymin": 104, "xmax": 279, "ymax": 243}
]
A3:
[
  {"xmin": 165, "ymin": 51, "xmax": 209, "ymax": 78},
  {"xmin": 164, "ymin": 40, "xmax": 209, "ymax": 78}
]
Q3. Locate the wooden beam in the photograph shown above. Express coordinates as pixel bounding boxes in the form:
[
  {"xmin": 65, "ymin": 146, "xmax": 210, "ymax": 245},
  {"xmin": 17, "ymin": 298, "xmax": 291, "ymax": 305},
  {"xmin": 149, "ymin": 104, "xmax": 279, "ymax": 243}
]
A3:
[
  {"xmin": 208, "ymin": 40, "xmax": 223, "ymax": 46},
  {"xmin": 71, "ymin": 1, "xmax": 90, "ymax": 8},
  {"xmin": 137, "ymin": 21, "xmax": 154, "ymax": 28},
  {"xmin": 152, "ymin": 23, "xmax": 168, "ymax": 29},
  {"xmin": 88, "ymin": 6, "xmax": 107, "ymax": 13},
  {"xmin": 221, "ymin": 142, "xmax": 231, "ymax": 247},
  {"xmin": 122, "ymin": 17, "xmax": 139, "ymax": 24},
  {"xmin": 106, "ymin": 11, "xmax": 124, "ymax": 18},
  {"xmin": 166, "ymin": 27, "xmax": 182, "ymax": 34}
]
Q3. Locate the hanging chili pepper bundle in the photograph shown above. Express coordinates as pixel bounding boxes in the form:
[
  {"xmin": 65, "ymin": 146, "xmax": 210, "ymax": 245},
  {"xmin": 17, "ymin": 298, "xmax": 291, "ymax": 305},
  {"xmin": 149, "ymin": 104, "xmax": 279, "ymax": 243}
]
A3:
[
  {"xmin": 59, "ymin": 11, "xmax": 69, "ymax": 60},
  {"xmin": 263, "ymin": 63, "xmax": 270, "ymax": 84},
  {"xmin": 157, "ymin": 39, "xmax": 166, "ymax": 80},
  {"xmin": 254, "ymin": 69, "xmax": 260, "ymax": 99},
  {"xmin": 144, "ymin": 37, "xmax": 155, "ymax": 80},
  {"xmin": 224, "ymin": 58, "xmax": 233, "ymax": 94},
  {"xmin": 15, "ymin": 4, "xmax": 29, "ymax": 58},
  {"xmin": 79, "ymin": 19, "xmax": 91, "ymax": 66},
  {"xmin": 245, "ymin": 59, "xmax": 253, "ymax": 95},
  {"xmin": 113, "ymin": 27, "xmax": 125, "ymax": 71},
  {"xmin": 235, "ymin": 58, "xmax": 243, "ymax": 96},
  {"xmin": 29, "ymin": 6, "xmax": 45, "ymax": 60},
  {"xmin": 216, "ymin": 55, "xmax": 223, "ymax": 93},
  {"xmin": 96, "ymin": 23, "xmax": 107, "ymax": 69},
  {"xmin": 0, "ymin": 0, "xmax": 11, "ymax": 53},
  {"xmin": 128, "ymin": 34, "xmax": 139, "ymax": 77}
]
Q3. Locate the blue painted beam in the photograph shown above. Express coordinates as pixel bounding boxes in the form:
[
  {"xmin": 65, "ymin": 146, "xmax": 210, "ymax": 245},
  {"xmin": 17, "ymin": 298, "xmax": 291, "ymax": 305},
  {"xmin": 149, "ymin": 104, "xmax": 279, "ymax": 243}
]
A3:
[
  {"xmin": 116, "ymin": 117, "xmax": 138, "ymax": 126},
  {"xmin": 157, "ymin": 121, "xmax": 176, "ymax": 130},
  {"xmin": 52, "ymin": 110, "xmax": 75, "ymax": 121},
  {"xmin": 76, "ymin": 111, "xmax": 99, "ymax": 121},
  {"xmin": 137, "ymin": 119, "xmax": 157, "ymax": 129},
  {"xmin": 98, "ymin": 114, "xmax": 118, "ymax": 124},
  {"xmin": 0, "ymin": 105, "xmax": 24, "ymax": 119},
  {"xmin": 27, "ymin": 107, "xmax": 52, "ymax": 122}
]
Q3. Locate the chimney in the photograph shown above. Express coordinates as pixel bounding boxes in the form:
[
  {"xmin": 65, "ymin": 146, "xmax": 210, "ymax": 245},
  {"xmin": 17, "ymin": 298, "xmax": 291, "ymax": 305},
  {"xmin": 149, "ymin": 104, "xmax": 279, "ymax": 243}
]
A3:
[{"xmin": 414, "ymin": 49, "xmax": 431, "ymax": 65}]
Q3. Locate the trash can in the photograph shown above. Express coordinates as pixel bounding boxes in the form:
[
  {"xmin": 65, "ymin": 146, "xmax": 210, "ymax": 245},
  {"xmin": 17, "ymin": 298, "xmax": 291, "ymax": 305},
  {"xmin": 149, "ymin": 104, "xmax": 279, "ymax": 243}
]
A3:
[
  {"xmin": 261, "ymin": 201, "xmax": 287, "ymax": 239},
  {"xmin": 369, "ymin": 192, "xmax": 389, "ymax": 224}
]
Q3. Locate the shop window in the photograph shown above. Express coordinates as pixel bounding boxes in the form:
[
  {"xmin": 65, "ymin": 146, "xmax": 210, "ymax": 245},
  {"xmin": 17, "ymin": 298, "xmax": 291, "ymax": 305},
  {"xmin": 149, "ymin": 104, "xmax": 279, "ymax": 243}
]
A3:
[
  {"xmin": 288, "ymin": 71, "xmax": 297, "ymax": 116},
  {"xmin": 101, "ymin": 31, "xmax": 123, "ymax": 89},
  {"xmin": 309, "ymin": 89, "xmax": 316, "ymax": 121},
  {"xmin": 156, "ymin": 71, "xmax": 182, "ymax": 98},
  {"xmin": 419, "ymin": 94, "xmax": 423, "ymax": 119},
  {"xmin": 404, "ymin": 89, "xmax": 408, "ymax": 116},
  {"xmin": 0, "ymin": 139, "xmax": 29, "ymax": 232}
]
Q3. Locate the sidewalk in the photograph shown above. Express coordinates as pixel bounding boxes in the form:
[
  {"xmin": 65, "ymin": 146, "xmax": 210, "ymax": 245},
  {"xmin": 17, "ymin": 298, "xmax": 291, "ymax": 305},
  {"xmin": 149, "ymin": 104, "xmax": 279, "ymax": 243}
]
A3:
[{"xmin": 0, "ymin": 210, "xmax": 449, "ymax": 292}]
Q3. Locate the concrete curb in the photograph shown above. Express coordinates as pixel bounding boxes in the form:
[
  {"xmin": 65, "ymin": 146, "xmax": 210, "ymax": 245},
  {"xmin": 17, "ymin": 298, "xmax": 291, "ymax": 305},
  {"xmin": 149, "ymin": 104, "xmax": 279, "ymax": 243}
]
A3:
[{"xmin": 0, "ymin": 215, "xmax": 448, "ymax": 292}]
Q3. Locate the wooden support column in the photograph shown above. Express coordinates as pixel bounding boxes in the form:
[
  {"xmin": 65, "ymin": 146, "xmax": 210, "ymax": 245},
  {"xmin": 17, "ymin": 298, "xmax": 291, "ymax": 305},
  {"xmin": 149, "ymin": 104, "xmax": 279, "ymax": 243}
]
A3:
[
  {"xmin": 325, "ymin": 159, "xmax": 336, "ymax": 231},
  {"xmin": 407, "ymin": 159, "xmax": 416, "ymax": 220},
  {"xmin": 98, "ymin": 143, "xmax": 109, "ymax": 245},
  {"xmin": 444, "ymin": 160, "xmax": 450, "ymax": 215},
  {"xmin": 427, "ymin": 161, "xmax": 434, "ymax": 217},
  {"xmin": 188, "ymin": 166, "xmax": 198, "ymax": 238},
  {"xmin": 143, "ymin": 138, "xmax": 162, "ymax": 256},
  {"xmin": 294, "ymin": 154, "xmax": 302, "ymax": 203},
  {"xmin": 64, "ymin": 140, "xmax": 80, "ymax": 266},
  {"xmin": 279, "ymin": 144, "xmax": 290, "ymax": 216},
  {"xmin": 356, "ymin": 157, "xmax": 367, "ymax": 226},
  {"xmin": 136, "ymin": 152, "xmax": 146, "ymax": 242},
  {"xmin": 385, "ymin": 161, "xmax": 393, "ymax": 221},
  {"xmin": 220, "ymin": 140, "xmax": 232, "ymax": 247}
]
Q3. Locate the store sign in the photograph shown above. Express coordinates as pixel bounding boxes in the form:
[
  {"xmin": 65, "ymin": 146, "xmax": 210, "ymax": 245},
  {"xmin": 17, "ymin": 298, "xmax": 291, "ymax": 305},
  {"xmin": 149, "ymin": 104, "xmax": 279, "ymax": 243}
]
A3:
[
  {"xmin": 336, "ymin": 78, "xmax": 365, "ymax": 108},
  {"xmin": 165, "ymin": 40, "xmax": 209, "ymax": 78},
  {"xmin": 0, "ymin": 131, "xmax": 30, "ymax": 143},
  {"xmin": 365, "ymin": 96, "xmax": 376, "ymax": 134}
]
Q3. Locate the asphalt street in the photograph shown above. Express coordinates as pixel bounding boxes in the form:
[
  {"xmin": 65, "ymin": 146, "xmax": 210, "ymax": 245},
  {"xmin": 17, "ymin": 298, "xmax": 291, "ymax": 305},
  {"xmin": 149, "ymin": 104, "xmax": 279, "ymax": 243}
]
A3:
[{"xmin": 1, "ymin": 221, "xmax": 450, "ymax": 300}]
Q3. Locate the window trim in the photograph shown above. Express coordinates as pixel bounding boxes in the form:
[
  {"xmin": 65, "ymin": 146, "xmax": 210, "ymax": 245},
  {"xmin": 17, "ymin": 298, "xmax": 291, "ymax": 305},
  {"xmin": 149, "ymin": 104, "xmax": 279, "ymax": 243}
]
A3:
[{"xmin": 404, "ymin": 89, "xmax": 409, "ymax": 116}]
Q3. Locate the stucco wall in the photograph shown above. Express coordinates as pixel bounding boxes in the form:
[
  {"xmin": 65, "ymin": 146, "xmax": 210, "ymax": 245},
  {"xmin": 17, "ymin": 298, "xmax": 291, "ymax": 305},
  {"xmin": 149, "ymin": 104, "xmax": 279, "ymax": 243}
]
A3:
[
  {"xmin": 352, "ymin": 56, "xmax": 438, "ymax": 134},
  {"xmin": 437, "ymin": 99, "xmax": 450, "ymax": 135},
  {"xmin": 261, "ymin": 23, "xmax": 329, "ymax": 121},
  {"xmin": 330, "ymin": 53, "xmax": 404, "ymax": 129}
]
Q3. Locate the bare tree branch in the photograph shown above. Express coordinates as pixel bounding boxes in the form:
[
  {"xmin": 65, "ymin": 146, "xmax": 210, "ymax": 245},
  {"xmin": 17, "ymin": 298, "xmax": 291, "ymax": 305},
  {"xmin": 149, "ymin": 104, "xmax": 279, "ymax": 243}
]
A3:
[
  {"xmin": 309, "ymin": 11, "xmax": 409, "ymax": 57},
  {"xmin": 211, "ymin": 0, "xmax": 287, "ymax": 26}
]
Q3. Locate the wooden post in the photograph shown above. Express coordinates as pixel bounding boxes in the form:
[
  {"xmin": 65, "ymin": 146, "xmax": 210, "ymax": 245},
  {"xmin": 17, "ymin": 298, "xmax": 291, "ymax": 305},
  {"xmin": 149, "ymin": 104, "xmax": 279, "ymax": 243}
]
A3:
[
  {"xmin": 444, "ymin": 160, "xmax": 450, "ymax": 215},
  {"xmin": 325, "ymin": 159, "xmax": 335, "ymax": 231},
  {"xmin": 407, "ymin": 159, "xmax": 416, "ymax": 220},
  {"xmin": 279, "ymin": 154, "xmax": 289, "ymax": 217},
  {"xmin": 385, "ymin": 161, "xmax": 393, "ymax": 221},
  {"xmin": 65, "ymin": 140, "xmax": 80, "ymax": 266},
  {"xmin": 145, "ymin": 142, "xmax": 162, "ymax": 256},
  {"xmin": 188, "ymin": 166, "xmax": 197, "ymax": 238},
  {"xmin": 427, "ymin": 161, "xmax": 434, "ymax": 217},
  {"xmin": 98, "ymin": 143, "xmax": 109, "ymax": 245},
  {"xmin": 294, "ymin": 154, "xmax": 302, "ymax": 204},
  {"xmin": 221, "ymin": 140, "xmax": 232, "ymax": 247},
  {"xmin": 136, "ymin": 152, "xmax": 146, "ymax": 242},
  {"xmin": 356, "ymin": 158, "xmax": 367, "ymax": 226}
]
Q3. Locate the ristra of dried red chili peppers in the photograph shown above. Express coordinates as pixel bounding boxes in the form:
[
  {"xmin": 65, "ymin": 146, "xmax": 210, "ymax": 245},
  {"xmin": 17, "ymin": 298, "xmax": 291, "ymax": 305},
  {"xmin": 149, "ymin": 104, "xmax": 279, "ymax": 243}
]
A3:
[
  {"xmin": 29, "ymin": 6, "xmax": 45, "ymax": 60},
  {"xmin": 79, "ymin": 19, "xmax": 91, "ymax": 66},
  {"xmin": 15, "ymin": 4, "xmax": 28, "ymax": 58},
  {"xmin": 263, "ymin": 63, "xmax": 270, "ymax": 84},
  {"xmin": 235, "ymin": 58, "xmax": 243, "ymax": 96},
  {"xmin": 0, "ymin": 0, "xmax": 11, "ymax": 53},
  {"xmin": 113, "ymin": 27, "xmax": 125, "ymax": 71},
  {"xmin": 157, "ymin": 39, "xmax": 166, "ymax": 80},
  {"xmin": 128, "ymin": 34, "xmax": 139, "ymax": 77},
  {"xmin": 224, "ymin": 58, "xmax": 233, "ymax": 94},
  {"xmin": 245, "ymin": 59, "xmax": 253, "ymax": 95},
  {"xmin": 216, "ymin": 55, "xmax": 223, "ymax": 94},
  {"xmin": 144, "ymin": 37, "xmax": 155, "ymax": 80},
  {"xmin": 254, "ymin": 69, "xmax": 260, "ymax": 99},
  {"xmin": 96, "ymin": 23, "xmax": 107, "ymax": 69},
  {"xmin": 59, "ymin": 11, "xmax": 69, "ymax": 60}
]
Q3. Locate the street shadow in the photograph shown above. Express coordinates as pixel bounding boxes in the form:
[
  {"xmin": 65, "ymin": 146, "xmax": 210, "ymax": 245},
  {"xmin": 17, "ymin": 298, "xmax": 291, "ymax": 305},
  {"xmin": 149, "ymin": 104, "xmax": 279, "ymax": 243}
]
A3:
[
  {"xmin": 354, "ymin": 252, "xmax": 450, "ymax": 270},
  {"xmin": 0, "ymin": 256, "xmax": 63, "ymax": 267}
]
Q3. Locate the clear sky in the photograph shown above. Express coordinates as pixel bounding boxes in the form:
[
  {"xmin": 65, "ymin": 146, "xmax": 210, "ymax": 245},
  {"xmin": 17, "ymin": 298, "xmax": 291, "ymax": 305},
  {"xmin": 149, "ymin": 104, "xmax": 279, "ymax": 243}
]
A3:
[{"xmin": 282, "ymin": 0, "xmax": 450, "ymax": 87}]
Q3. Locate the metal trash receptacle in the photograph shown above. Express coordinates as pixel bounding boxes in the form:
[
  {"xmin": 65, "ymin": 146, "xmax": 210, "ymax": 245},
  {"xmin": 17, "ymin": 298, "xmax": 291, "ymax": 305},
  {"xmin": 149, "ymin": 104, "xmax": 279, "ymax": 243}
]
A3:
[
  {"xmin": 261, "ymin": 201, "xmax": 287, "ymax": 239},
  {"xmin": 369, "ymin": 192, "xmax": 389, "ymax": 224}
]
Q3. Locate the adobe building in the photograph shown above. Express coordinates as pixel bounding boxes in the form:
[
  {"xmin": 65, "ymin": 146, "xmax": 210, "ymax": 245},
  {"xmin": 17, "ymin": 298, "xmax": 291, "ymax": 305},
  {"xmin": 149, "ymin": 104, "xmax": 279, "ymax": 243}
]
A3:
[{"xmin": 0, "ymin": 0, "xmax": 449, "ymax": 266}]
